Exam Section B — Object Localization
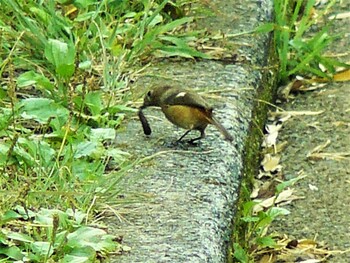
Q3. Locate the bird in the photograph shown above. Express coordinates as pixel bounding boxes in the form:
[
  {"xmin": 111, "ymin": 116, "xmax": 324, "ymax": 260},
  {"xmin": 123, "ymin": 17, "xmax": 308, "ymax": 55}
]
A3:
[{"xmin": 139, "ymin": 85, "xmax": 233, "ymax": 143}]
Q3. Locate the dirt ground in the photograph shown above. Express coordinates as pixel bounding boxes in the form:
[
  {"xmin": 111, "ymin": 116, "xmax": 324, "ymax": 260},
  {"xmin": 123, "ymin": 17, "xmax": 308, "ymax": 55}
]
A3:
[{"xmin": 271, "ymin": 2, "xmax": 350, "ymax": 262}]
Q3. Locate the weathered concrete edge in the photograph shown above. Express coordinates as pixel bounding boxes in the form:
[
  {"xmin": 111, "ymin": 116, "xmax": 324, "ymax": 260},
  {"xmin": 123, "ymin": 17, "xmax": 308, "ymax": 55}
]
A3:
[{"xmin": 109, "ymin": 1, "xmax": 277, "ymax": 262}]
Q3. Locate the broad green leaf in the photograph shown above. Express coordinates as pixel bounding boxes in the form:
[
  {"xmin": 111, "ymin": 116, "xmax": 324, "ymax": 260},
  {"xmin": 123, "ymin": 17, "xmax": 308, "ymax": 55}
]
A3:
[
  {"xmin": 66, "ymin": 209, "xmax": 86, "ymax": 225},
  {"xmin": 0, "ymin": 246, "xmax": 23, "ymax": 260},
  {"xmin": 123, "ymin": 12, "xmax": 137, "ymax": 18},
  {"xmin": 67, "ymin": 226, "xmax": 116, "ymax": 252},
  {"xmin": 74, "ymin": 141, "xmax": 99, "ymax": 158},
  {"xmin": 62, "ymin": 247, "xmax": 96, "ymax": 263},
  {"xmin": 256, "ymin": 236, "xmax": 277, "ymax": 248},
  {"xmin": 31, "ymin": 241, "xmax": 53, "ymax": 256},
  {"xmin": 15, "ymin": 138, "xmax": 55, "ymax": 166},
  {"xmin": 19, "ymin": 98, "xmax": 69, "ymax": 124},
  {"xmin": 131, "ymin": 17, "xmax": 193, "ymax": 57},
  {"xmin": 0, "ymin": 87, "xmax": 7, "ymax": 99},
  {"xmin": 78, "ymin": 60, "xmax": 92, "ymax": 70},
  {"xmin": 17, "ymin": 71, "xmax": 54, "ymax": 91},
  {"xmin": 1, "ymin": 210, "xmax": 22, "ymax": 223},
  {"xmin": 111, "ymin": 43, "xmax": 125, "ymax": 57},
  {"xmin": 72, "ymin": 159, "xmax": 104, "ymax": 180},
  {"xmin": 7, "ymin": 232, "xmax": 34, "ymax": 243},
  {"xmin": 35, "ymin": 209, "xmax": 70, "ymax": 229},
  {"xmin": 85, "ymin": 91, "xmax": 103, "ymax": 116},
  {"xmin": 90, "ymin": 128, "xmax": 116, "ymax": 141},
  {"xmin": 13, "ymin": 145, "xmax": 36, "ymax": 166},
  {"xmin": 233, "ymin": 243, "xmax": 249, "ymax": 263},
  {"xmin": 14, "ymin": 205, "xmax": 36, "ymax": 219},
  {"xmin": 29, "ymin": 7, "xmax": 49, "ymax": 24},
  {"xmin": 157, "ymin": 36, "xmax": 210, "ymax": 58},
  {"xmin": 267, "ymin": 207, "xmax": 290, "ymax": 219},
  {"xmin": 44, "ymin": 39, "xmax": 76, "ymax": 78},
  {"xmin": 54, "ymin": 230, "xmax": 69, "ymax": 249},
  {"xmin": 0, "ymin": 143, "xmax": 10, "ymax": 165}
]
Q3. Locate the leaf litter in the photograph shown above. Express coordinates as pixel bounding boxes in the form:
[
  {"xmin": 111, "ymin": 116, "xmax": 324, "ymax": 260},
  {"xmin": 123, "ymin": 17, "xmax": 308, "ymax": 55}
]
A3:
[{"xmin": 251, "ymin": 99, "xmax": 347, "ymax": 261}]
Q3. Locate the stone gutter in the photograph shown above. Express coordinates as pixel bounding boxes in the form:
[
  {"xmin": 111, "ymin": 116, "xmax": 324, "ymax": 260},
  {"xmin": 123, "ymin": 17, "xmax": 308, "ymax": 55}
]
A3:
[{"xmin": 109, "ymin": 0, "xmax": 276, "ymax": 262}]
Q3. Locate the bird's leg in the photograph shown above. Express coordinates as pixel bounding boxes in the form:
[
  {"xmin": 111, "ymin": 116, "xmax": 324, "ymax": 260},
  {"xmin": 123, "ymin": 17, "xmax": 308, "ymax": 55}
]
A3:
[
  {"xmin": 188, "ymin": 130, "xmax": 205, "ymax": 144},
  {"xmin": 176, "ymin": 130, "xmax": 192, "ymax": 143}
]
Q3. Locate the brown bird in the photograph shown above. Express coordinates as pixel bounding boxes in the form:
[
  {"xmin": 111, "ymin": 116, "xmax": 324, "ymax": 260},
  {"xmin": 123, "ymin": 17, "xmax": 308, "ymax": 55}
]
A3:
[{"xmin": 139, "ymin": 85, "xmax": 233, "ymax": 143}]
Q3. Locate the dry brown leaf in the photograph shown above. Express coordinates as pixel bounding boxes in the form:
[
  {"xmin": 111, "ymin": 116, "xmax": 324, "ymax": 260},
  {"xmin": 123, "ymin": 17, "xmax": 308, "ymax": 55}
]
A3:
[
  {"xmin": 258, "ymin": 254, "xmax": 276, "ymax": 263},
  {"xmin": 254, "ymin": 234, "xmax": 349, "ymax": 263},
  {"xmin": 270, "ymin": 110, "xmax": 324, "ymax": 118},
  {"xmin": 262, "ymin": 130, "xmax": 278, "ymax": 149},
  {"xmin": 299, "ymin": 82, "xmax": 327, "ymax": 91},
  {"xmin": 254, "ymin": 180, "xmax": 278, "ymax": 199},
  {"xmin": 257, "ymin": 170, "xmax": 274, "ymax": 179},
  {"xmin": 298, "ymin": 239, "xmax": 318, "ymax": 248},
  {"xmin": 311, "ymin": 68, "xmax": 350, "ymax": 83},
  {"xmin": 308, "ymin": 152, "xmax": 350, "ymax": 161},
  {"xmin": 332, "ymin": 121, "xmax": 350, "ymax": 128},
  {"xmin": 307, "ymin": 140, "xmax": 331, "ymax": 155},
  {"xmin": 253, "ymin": 188, "xmax": 303, "ymax": 213},
  {"xmin": 308, "ymin": 184, "xmax": 319, "ymax": 191},
  {"xmin": 328, "ymin": 12, "xmax": 350, "ymax": 20},
  {"xmin": 333, "ymin": 68, "xmax": 350, "ymax": 82},
  {"xmin": 298, "ymin": 259, "xmax": 321, "ymax": 263},
  {"xmin": 277, "ymin": 79, "xmax": 305, "ymax": 99},
  {"xmin": 261, "ymin": 154, "xmax": 281, "ymax": 172},
  {"xmin": 261, "ymin": 120, "xmax": 286, "ymax": 151},
  {"xmin": 306, "ymin": 140, "xmax": 350, "ymax": 160},
  {"xmin": 250, "ymin": 185, "xmax": 260, "ymax": 199},
  {"xmin": 263, "ymin": 141, "xmax": 289, "ymax": 155}
]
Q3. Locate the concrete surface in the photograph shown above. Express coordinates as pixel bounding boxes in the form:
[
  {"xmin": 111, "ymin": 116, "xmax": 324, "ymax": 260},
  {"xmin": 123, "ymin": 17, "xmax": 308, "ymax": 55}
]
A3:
[{"xmin": 108, "ymin": 0, "xmax": 275, "ymax": 262}]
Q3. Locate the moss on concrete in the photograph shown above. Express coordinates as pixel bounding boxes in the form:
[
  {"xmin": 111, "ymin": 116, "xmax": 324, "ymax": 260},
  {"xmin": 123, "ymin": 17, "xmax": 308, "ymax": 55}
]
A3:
[{"xmin": 229, "ymin": 34, "xmax": 279, "ymax": 261}]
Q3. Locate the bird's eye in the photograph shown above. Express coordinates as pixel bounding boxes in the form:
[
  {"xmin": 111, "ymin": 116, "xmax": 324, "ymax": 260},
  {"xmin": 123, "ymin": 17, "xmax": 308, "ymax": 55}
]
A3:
[{"xmin": 147, "ymin": 91, "xmax": 152, "ymax": 97}]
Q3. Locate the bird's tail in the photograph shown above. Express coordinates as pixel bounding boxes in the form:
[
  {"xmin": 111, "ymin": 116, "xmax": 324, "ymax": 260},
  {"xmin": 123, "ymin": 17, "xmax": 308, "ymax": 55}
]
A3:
[{"xmin": 210, "ymin": 116, "xmax": 233, "ymax": 142}]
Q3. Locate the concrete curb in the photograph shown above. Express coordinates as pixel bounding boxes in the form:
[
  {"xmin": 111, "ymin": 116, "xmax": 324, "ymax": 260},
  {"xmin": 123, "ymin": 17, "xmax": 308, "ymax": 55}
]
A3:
[{"xmin": 110, "ymin": 1, "xmax": 275, "ymax": 262}]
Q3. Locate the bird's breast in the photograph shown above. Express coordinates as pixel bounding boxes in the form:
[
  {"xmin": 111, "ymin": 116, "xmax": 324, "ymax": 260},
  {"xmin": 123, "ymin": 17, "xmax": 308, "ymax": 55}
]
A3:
[{"xmin": 161, "ymin": 105, "xmax": 211, "ymax": 130}]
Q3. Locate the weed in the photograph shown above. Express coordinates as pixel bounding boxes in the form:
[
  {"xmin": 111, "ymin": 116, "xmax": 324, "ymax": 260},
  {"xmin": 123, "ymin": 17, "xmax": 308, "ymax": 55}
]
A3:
[
  {"xmin": 0, "ymin": 0, "xmax": 204, "ymax": 261},
  {"xmin": 273, "ymin": 0, "xmax": 348, "ymax": 83}
]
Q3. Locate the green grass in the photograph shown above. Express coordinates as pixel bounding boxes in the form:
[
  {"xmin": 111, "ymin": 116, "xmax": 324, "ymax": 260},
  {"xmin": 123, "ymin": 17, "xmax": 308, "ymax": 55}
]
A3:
[
  {"xmin": 0, "ymin": 0, "xmax": 208, "ymax": 261},
  {"xmin": 273, "ymin": 0, "xmax": 349, "ymax": 83}
]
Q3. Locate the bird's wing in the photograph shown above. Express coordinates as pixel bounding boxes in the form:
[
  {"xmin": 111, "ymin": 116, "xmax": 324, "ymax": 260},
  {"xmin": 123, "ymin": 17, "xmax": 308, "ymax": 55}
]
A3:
[{"xmin": 162, "ymin": 90, "xmax": 212, "ymax": 110}]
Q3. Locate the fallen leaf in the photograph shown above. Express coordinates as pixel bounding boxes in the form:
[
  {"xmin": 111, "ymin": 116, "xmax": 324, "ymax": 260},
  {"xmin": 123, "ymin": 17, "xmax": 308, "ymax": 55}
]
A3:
[
  {"xmin": 261, "ymin": 154, "xmax": 281, "ymax": 172},
  {"xmin": 308, "ymin": 184, "xmax": 318, "ymax": 191},
  {"xmin": 262, "ymin": 130, "xmax": 278, "ymax": 149},
  {"xmin": 308, "ymin": 152, "xmax": 350, "ymax": 161},
  {"xmin": 328, "ymin": 12, "xmax": 350, "ymax": 20},
  {"xmin": 307, "ymin": 140, "xmax": 331, "ymax": 155},
  {"xmin": 311, "ymin": 68, "xmax": 350, "ymax": 83},
  {"xmin": 258, "ymin": 254, "xmax": 276, "ymax": 263},
  {"xmin": 277, "ymin": 79, "xmax": 305, "ymax": 100},
  {"xmin": 298, "ymin": 259, "xmax": 321, "ymax": 263},
  {"xmin": 253, "ymin": 188, "xmax": 303, "ymax": 213},
  {"xmin": 269, "ymin": 110, "xmax": 324, "ymax": 118},
  {"xmin": 333, "ymin": 68, "xmax": 350, "ymax": 82},
  {"xmin": 306, "ymin": 140, "xmax": 350, "ymax": 160}
]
